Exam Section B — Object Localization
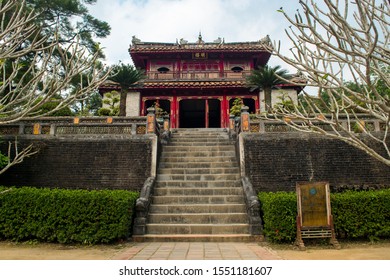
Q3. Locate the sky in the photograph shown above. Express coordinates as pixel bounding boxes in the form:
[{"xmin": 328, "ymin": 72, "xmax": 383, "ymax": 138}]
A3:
[{"xmin": 88, "ymin": 0, "xmax": 303, "ymax": 73}]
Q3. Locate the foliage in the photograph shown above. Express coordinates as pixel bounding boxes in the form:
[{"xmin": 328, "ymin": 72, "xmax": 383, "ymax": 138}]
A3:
[
  {"xmin": 332, "ymin": 190, "xmax": 390, "ymax": 240},
  {"xmin": 246, "ymin": 65, "xmax": 290, "ymax": 91},
  {"xmin": 259, "ymin": 189, "xmax": 390, "ymax": 243},
  {"xmin": 0, "ymin": 0, "xmax": 110, "ymax": 123},
  {"xmin": 73, "ymin": 91, "xmax": 103, "ymax": 116},
  {"xmin": 37, "ymin": 100, "xmax": 74, "ymax": 116},
  {"xmin": 258, "ymin": 192, "xmax": 297, "ymax": 242},
  {"xmin": 0, "ymin": 0, "xmax": 110, "ymax": 175},
  {"xmin": 97, "ymin": 108, "xmax": 111, "ymax": 116},
  {"xmin": 0, "ymin": 150, "xmax": 8, "ymax": 168},
  {"xmin": 25, "ymin": 0, "xmax": 110, "ymax": 57},
  {"xmin": 98, "ymin": 91, "xmax": 119, "ymax": 116},
  {"xmin": 229, "ymin": 98, "xmax": 244, "ymax": 117},
  {"xmin": 152, "ymin": 101, "xmax": 168, "ymax": 118},
  {"xmin": 246, "ymin": 65, "xmax": 289, "ymax": 111},
  {"xmin": 109, "ymin": 63, "xmax": 145, "ymax": 116},
  {"xmin": 0, "ymin": 187, "xmax": 139, "ymax": 244}
]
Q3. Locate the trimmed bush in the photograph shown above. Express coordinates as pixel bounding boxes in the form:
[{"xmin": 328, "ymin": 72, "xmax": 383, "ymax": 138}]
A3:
[
  {"xmin": 0, "ymin": 187, "xmax": 139, "ymax": 244},
  {"xmin": 259, "ymin": 189, "xmax": 390, "ymax": 243},
  {"xmin": 332, "ymin": 190, "xmax": 390, "ymax": 240},
  {"xmin": 258, "ymin": 192, "xmax": 296, "ymax": 242}
]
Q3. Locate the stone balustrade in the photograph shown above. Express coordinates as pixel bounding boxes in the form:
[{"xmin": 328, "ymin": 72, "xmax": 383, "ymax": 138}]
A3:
[{"xmin": 0, "ymin": 116, "xmax": 148, "ymax": 136}]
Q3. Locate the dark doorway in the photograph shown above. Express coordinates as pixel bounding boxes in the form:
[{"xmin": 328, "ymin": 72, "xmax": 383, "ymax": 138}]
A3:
[
  {"xmin": 179, "ymin": 99, "xmax": 206, "ymax": 128},
  {"xmin": 208, "ymin": 99, "xmax": 221, "ymax": 128}
]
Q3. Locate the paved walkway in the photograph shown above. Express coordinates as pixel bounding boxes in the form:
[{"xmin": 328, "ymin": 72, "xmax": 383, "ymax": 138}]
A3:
[{"xmin": 113, "ymin": 242, "xmax": 282, "ymax": 260}]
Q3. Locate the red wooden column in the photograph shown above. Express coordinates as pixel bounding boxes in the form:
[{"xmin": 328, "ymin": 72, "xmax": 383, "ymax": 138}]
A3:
[
  {"xmin": 171, "ymin": 94, "xmax": 178, "ymax": 128},
  {"xmin": 255, "ymin": 96, "xmax": 260, "ymax": 114},
  {"xmin": 176, "ymin": 97, "xmax": 181, "ymax": 128},
  {"xmin": 141, "ymin": 97, "xmax": 146, "ymax": 116},
  {"xmin": 221, "ymin": 95, "xmax": 228, "ymax": 128},
  {"xmin": 205, "ymin": 99, "xmax": 209, "ymax": 128}
]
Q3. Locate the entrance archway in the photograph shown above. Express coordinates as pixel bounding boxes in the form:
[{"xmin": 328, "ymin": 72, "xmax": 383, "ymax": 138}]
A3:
[
  {"xmin": 207, "ymin": 99, "xmax": 221, "ymax": 128},
  {"xmin": 179, "ymin": 99, "xmax": 221, "ymax": 128}
]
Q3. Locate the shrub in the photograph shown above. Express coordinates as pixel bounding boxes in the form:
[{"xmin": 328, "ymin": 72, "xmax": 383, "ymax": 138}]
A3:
[
  {"xmin": 97, "ymin": 108, "xmax": 112, "ymax": 116},
  {"xmin": 332, "ymin": 190, "xmax": 390, "ymax": 240},
  {"xmin": 0, "ymin": 187, "xmax": 139, "ymax": 244},
  {"xmin": 259, "ymin": 189, "xmax": 390, "ymax": 243},
  {"xmin": 258, "ymin": 191, "xmax": 296, "ymax": 242}
]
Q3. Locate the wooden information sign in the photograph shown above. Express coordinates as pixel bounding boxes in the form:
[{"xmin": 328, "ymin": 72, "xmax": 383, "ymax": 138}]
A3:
[{"xmin": 296, "ymin": 182, "xmax": 340, "ymax": 250}]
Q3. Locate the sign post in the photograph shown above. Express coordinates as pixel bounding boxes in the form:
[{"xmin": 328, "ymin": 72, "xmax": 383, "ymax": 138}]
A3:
[{"xmin": 296, "ymin": 182, "xmax": 340, "ymax": 250}]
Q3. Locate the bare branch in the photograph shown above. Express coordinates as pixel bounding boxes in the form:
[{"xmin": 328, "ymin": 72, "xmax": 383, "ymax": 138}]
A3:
[
  {"xmin": 0, "ymin": 0, "xmax": 111, "ymax": 124},
  {"xmin": 262, "ymin": 0, "xmax": 390, "ymax": 166},
  {"xmin": 0, "ymin": 138, "xmax": 38, "ymax": 175}
]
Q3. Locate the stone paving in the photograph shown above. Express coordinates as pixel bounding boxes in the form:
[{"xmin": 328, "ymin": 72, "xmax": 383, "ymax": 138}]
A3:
[{"xmin": 113, "ymin": 242, "xmax": 282, "ymax": 260}]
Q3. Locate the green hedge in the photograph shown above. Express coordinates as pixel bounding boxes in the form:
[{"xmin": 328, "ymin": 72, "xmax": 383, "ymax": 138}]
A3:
[
  {"xmin": 332, "ymin": 190, "xmax": 390, "ymax": 240},
  {"xmin": 0, "ymin": 187, "xmax": 139, "ymax": 244},
  {"xmin": 258, "ymin": 192, "xmax": 297, "ymax": 242},
  {"xmin": 259, "ymin": 189, "xmax": 390, "ymax": 243}
]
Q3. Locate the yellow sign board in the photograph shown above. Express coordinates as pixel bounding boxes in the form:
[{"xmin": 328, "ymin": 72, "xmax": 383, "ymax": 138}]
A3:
[{"xmin": 297, "ymin": 182, "xmax": 330, "ymax": 227}]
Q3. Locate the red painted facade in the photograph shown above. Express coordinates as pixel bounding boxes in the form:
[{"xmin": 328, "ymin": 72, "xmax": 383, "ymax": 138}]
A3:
[{"xmin": 104, "ymin": 35, "xmax": 274, "ymax": 128}]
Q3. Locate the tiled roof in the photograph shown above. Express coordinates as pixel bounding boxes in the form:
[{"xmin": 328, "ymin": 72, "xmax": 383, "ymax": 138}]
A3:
[
  {"xmin": 130, "ymin": 42, "xmax": 266, "ymax": 54},
  {"xmin": 143, "ymin": 80, "xmax": 246, "ymax": 89}
]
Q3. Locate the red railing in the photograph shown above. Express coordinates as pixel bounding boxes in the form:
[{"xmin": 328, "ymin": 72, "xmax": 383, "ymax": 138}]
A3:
[{"xmin": 146, "ymin": 70, "xmax": 251, "ymax": 80}]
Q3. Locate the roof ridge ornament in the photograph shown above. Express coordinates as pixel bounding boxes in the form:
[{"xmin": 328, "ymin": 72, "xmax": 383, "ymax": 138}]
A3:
[
  {"xmin": 259, "ymin": 35, "xmax": 271, "ymax": 46},
  {"xmin": 179, "ymin": 38, "xmax": 188, "ymax": 45},
  {"xmin": 132, "ymin": 35, "xmax": 142, "ymax": 46},
  {"xmin": 197, "ymin": 32, "xmax": 204, "ymax": 44}
]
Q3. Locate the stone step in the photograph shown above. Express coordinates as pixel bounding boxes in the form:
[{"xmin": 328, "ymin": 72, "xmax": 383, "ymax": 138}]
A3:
[
  {"xmin": 156, "ymin": 180, "xmax": 241, "ymax": 188},
  {"xmin": 152, "ymin": 195, "xmax": 245, "ymax": 204},
  {"xmin": 171, "ymin": 133, "xmax": 229, "ymax": 137},
  {"xmin": 173, "ymin": 128, "xmax": 227, "ymax": 132},
  {"xmin": 172, "ymin": 130, "xmax": 228, "ymax": 136},
  {"xmin": 171, "ymin": 136, "xmax": 229, "ymax": 141},
  {"xmin": 159, "ymin": 162, "xmax": 238, "ymax": 169},
  {"xmin": 154, "ymin": 187, "xmax": 244, "ymax": 196},
  {"xmin": 148, "ymin": 213, "xmax": 249, "ymax": 224},
  {"xmin": 163, "ymin": 146, "xmax": 235, "ymax": 152},
  {"xmin": 158, "ymin": 167, "xmax": 240, "ymax": 175},
  {"xmin": 170, "ymin": 138, "xmax": 231, "ymax": 143},
  {"xmin": 161, "ymin": 151, "xmax": 236, "ymax": 157},
  {"xmin": 156, "ymin": 174, "xmax": 240, "ymax": 181},
  {"xmin": 133, "ymin": 234, "xmax": 261, "ymax": 242},
  {"xmin": 146, "ymin": 224, "xmax": 250, "ymax": 234},
  {"xmin": 160, "ymin": 156, "xmax": 237, "ymax": 163},
  {"xmin": 150, "ymin": 204, "xmax": 247, "ymax": 213}
]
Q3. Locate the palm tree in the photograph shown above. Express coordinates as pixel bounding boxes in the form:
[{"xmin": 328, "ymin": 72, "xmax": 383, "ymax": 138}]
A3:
[
  {"xmin": 246, "ymin": 65, "xmax": 289, "ymax": 112},
  {"xmin": 109, "ymin": 63, "xmax": 145, "ymax": 116}
]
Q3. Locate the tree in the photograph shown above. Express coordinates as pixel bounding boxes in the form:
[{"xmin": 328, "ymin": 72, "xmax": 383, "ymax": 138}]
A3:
[
  {"xmin": 109, "ymin": 63, "xmax": 145, "ymax": 116},
  {"xmin": 246, "ymin": 65, "xmax": 289, "ymax": 111},
  {"xmin": 0, "ymin": 0, "xmax": 110, "ymax": 174},
  {"xmin": 72, "ymin": 91, "xmax": 102, "ymax": 116},
  {"xmin": 98, "ymin": 91, "xmax": 119, "ymax": 116},
  {"xmin": 25, "ymin": 0, "xmax": 110, "ymax": 57},
  {"xmin": 0, "ymin": 0, "xmax": 109, "ymax": 123},
  {"xmin": 261, "ymin": 0, "xmax": 390, "ymax": 166}
]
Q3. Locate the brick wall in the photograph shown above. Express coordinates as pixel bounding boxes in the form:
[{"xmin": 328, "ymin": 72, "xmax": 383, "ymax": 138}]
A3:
[
  {"xmin": 243, "ymin": 133, "xmax": 390, "ymax": 192},
  {"xmin": 0, "ymin": 135, "xmax": 154, "ymax": 191}
]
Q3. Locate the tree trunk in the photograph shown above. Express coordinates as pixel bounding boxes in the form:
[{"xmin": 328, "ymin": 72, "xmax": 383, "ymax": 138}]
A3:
[
  {"xmin": 264, "ymin": 87, "xmax": 272, "ymax": 112},
  {"xmin": 119, "ymin": 89, "xmax": 127, "ymax": 116}
]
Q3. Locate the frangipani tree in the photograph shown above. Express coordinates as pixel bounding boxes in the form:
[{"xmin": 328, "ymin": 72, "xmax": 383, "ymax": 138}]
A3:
[
  {"xmin": 0, "ymin": 0, "xmax": 110, "ymax": 174},
  {"xmin": 261, "ymin": 0, "xmax": 390, "ymax": 166}
]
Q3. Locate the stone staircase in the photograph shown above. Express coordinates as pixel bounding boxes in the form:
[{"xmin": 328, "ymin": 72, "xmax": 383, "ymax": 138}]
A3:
[{"xmin": 142, "ymin": 128, "xmax": 256, "ymax": 242}]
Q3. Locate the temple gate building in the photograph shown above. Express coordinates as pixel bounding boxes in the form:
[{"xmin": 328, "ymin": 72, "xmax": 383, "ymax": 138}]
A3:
[{"xmin": 101, "ymin": 34, "xmax": 303, "ymax": 128}]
